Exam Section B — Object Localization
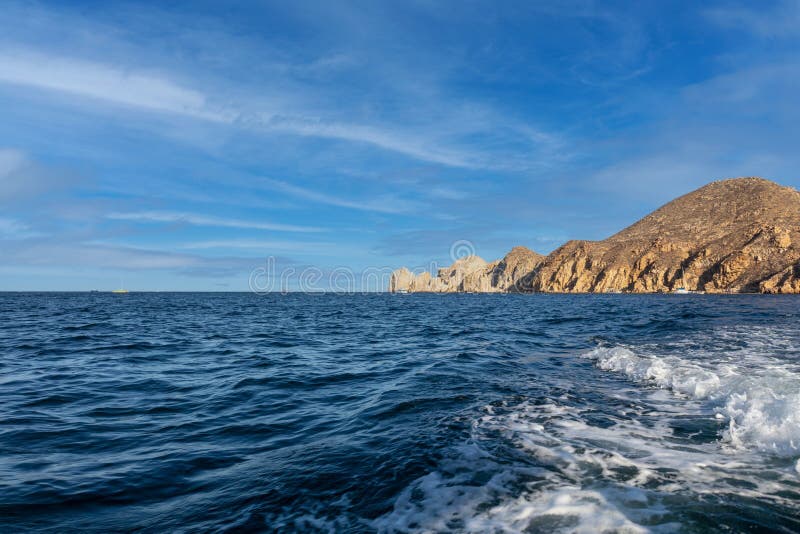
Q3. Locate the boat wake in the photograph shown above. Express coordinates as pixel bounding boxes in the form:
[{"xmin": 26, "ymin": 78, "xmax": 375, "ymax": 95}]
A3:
[
  {"xmin": 376, "ymin": 326, "xmax": 800, "ymax": 533},
  {"xmin": 584, "ymin": 325, "xmax": 800, "ymax": 457}
]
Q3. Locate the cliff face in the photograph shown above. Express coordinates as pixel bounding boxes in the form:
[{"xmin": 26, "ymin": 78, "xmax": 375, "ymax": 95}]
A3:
[
  {"xmin": 483, "ymin": 246, "xmax": 546, "ymax": 292},
  {"xmin": 389, "ymin": 177, "xmax": 800, "ymax": 294},
  {"xmin": 528, "ymin": 178, "xmax": 800, "ymax": 293},
  {"xmin": 390, "ymin": 246, "xmax": 544, "ymax": 293}
]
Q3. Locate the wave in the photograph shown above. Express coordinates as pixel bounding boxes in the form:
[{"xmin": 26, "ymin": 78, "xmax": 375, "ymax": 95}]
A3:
[
  {"xmin": 583, "ymin": 330, "xmax": 800, "ymax": 457},
  {"xmin": 373, "ymin": 442, "xmax": 656, "ymax": 533},
  {"xmin": 376, "ymin": 396, "xmax": 800, "ymax": 533},
  {"xmin": 377, "ymin": 326, "xmax": 800, "ymax": 533}
]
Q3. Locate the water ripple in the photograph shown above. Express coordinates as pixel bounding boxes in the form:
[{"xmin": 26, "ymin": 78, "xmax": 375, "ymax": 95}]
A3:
[{"xmin": 1, "ymin": 293, "xmax": 799, "ymax": 532}]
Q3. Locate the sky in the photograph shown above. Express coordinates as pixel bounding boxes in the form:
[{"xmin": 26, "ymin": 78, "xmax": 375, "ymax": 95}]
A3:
[{"xmin": 1, "ymin": 0, "xmax": 799, "ymax": 291}]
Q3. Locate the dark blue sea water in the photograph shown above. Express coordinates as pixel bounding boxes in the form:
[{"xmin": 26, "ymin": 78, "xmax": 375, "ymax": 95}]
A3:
[{"xmin": 2, "ymin": 293, "xmax": 800, "ymax": 533}]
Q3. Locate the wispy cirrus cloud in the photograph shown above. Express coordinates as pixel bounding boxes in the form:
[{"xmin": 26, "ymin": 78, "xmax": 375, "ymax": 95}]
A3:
[
  {"xmin": 0, "ymin": 147, "xmax": 75, "ymax": 202},
  {"xmin": 0, "ymin": 50, "xmax": 229, "ymax": 121},
  {"xmin": 107, "ymin": 211, "xmax": 325, "ymax": 233},
  {"xmin": 258, "ymin": 178, "xmax": 419, "ymax": 214},
  {"xmin": 0, "ymin": 239, "xmax": 271, "ymax": 276},
  {"xmin": 0, "ymin": 217, "xmax": 40, "ymax": 239},
  {"xmin": 181, "ymin": 239, "xmax": 329, "ymax": 251},
  {"xmin": 0, "ymin": 46, "xmax": 561, "ymax": 170},
  {"xmin": 255, "ymin": 115, "xmax": 490, "ymax": 169},
  {"xmin": 705, "ymin": 1, "xmax": 800, "ymax": 38},
  {"xmin": 179, "ymin": 239, "xmax": 364, "ymax": 257},
  {"xmin": 0, "ymin": 148, "xmax": 25, "ymax": 175}
]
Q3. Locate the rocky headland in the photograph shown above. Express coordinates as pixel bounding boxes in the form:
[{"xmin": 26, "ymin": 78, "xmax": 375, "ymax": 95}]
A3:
[{"xmin": 389, "ymin": 177, "xmax": 800, "ymax": 294}]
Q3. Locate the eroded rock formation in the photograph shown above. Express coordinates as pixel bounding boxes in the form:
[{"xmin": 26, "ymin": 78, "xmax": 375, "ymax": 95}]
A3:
[
  {"xmin": 390, "ymin": 246, "xmax": 544, "ymax": 293},
  {"xmin": 390, "ymin": 177, "xmax": 800, "ymax": 293}
]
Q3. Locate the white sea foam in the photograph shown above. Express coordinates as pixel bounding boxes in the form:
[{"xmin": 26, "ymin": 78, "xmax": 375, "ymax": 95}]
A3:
[
  {"xmin": 377, "ymin": 400, "xmax": 688, "ymax": 532},
  {"xmin": 374, "ymin": 441, "xmax": 657, "ymax": 533},
  {"xmin": 584, "ymin": 328, "xmax": 800, "ymax": 456},
  {"xmin": 377, "ymin": 326, "xmax": 800, "ymax": 533},
  {"xmin": 376, "ymin": 396, "xmax": 800, "ymax": 532}
]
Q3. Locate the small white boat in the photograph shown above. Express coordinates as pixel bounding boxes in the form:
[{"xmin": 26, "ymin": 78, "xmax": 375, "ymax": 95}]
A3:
[{"xmin": 674, "ymin": 267, "xmax": 694, "ymax": 294}]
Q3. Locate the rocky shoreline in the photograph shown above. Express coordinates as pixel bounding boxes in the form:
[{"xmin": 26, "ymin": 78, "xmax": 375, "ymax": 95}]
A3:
[{"xmin": 390, "ymin": 177, "xmax": 800, "ymax": 294}]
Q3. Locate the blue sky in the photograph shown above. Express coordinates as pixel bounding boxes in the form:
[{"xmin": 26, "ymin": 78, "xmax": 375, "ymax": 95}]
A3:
[{"xmin": 1, "ymin": 0, "xmax": 799, "ymax": 290}]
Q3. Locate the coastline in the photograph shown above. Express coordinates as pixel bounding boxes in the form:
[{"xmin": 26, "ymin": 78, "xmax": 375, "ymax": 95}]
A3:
[{"xmin": 390, "ymin": 178, "xmax": 800, "ymax": 295}]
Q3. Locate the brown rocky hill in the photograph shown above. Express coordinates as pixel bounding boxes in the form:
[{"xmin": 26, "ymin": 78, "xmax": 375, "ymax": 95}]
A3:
[
  {"xmin": 390, "ymin": 177, "xmax": 800, "ymax": 293},
  {"xmin": 529, "ymin": 177, "xmax": 800, "ymax": 293}
]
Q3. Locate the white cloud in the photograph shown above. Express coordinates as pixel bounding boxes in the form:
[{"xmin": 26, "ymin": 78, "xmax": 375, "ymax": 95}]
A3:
[
  {"xmin": 428, "ymin": 186, "xmax": 468, "ymax": 200},
  {"xmin": 181, "ymin": 239, "xmax": 328, "ymax": 251},
  {"xmin": 0, "ymin": 148, "xmax": 75, "ymax": 202},
  {"xmin": 107, "ymin": 211, "xmax": 325, "ymax": 233},
  {"xmin": 0, "ymin": 216, "xmax": 39, "ymax": 238},
  {"xmin": 0, "ymin": 148, "xmax": 33, "ymax": 200},
  {"xmin": 179, "ymin": 239, "xmax": 363, "ymax": 257},
  {"xmin": 0, "ymin": 48, "xmax": 561, "ymax": 170},
  {"xmin": 681, "ymin": 62, "xmax": 800, "ymax": 113},
  {"xmin": 258, "ymin": 115, "xmax": 481, "ymax": 169},
  {"xmin": 2, "ymin": 241, "xmax": 233, "ymax": 270},
  {"xmin": 1, "ymin": 235, "xmax": 291, "ymax": 275},
  {"xmin": 258, "ymin": 177, "xmax": 419, "ymax": 214},
  {"xmin": 0, "ymin": 49, "xmax": 229, "ymax": 121},
  {"xmin": 0, "ymin": 148, "xmax": 26, "ymax": 176},
  {"xmin": 705, "ymin": 1, "xmax": 800, "ymax": 38}
]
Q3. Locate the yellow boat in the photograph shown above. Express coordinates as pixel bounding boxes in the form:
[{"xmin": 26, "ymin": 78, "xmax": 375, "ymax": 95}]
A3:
[{"xmin": 111, "ymin": 289, "xmax": 129, "ymax": 294}]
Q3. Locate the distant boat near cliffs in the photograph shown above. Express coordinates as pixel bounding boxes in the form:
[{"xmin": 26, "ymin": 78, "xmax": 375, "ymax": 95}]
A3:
[
  {"xmin": 673, "ymin": 267, "xmax": 692, "ymax": 294},
  {"xmin": 390, "ymin": 177, "xmax": 800, "ymax": 294},
  {"xmin": 112, "ymin": 279, "xmax": 130, "ymax": 294}
]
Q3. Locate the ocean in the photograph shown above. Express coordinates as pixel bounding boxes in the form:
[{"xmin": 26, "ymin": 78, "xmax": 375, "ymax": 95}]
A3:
[{"xmin": 1, "ymin": 292, "xmax": 799, "ymax": 532}]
